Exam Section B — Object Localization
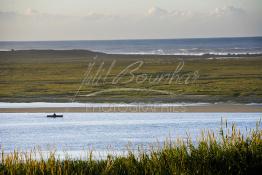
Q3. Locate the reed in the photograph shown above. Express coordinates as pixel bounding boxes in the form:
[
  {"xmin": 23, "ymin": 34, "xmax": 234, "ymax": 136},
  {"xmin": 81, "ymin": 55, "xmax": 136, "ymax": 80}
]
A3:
[{"xmin": 1, "ymin": 120, "xmax": 261, "ymax": 175}]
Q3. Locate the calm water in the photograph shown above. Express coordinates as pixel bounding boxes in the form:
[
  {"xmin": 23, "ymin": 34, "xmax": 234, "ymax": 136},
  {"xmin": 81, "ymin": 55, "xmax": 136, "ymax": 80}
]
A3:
[
  {"xmin": 0, "ymin": 113, "xmax": 261, "ymax": 158},
  {"xmin": 1, "ymin": 37, "xmax": 262, "ymax": 55}
]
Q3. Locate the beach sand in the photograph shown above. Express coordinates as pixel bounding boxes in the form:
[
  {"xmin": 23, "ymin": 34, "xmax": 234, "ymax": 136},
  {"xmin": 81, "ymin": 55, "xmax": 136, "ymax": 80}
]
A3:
[{"xmin": 0, "ymin": 104, "xmax": 261, "ymax": 113}]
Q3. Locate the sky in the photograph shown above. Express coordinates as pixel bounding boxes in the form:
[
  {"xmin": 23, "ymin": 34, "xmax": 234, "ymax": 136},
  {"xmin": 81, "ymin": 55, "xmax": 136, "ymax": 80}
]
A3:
[{"xmin": 0, "ymin": 0, "xmax": 261, "ymax": 41}]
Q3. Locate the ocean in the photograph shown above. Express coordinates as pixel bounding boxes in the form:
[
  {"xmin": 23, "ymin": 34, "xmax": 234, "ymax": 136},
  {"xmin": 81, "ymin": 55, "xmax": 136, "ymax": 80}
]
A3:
[{"xmin": 0, "ymin": 37, "xmax": 262, "ymax": 55}]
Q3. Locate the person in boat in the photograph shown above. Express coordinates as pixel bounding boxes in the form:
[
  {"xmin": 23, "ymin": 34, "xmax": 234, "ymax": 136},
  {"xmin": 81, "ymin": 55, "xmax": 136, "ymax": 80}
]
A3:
[{"xmin": 47, "ymin": 113, "xmax": 63, "ymax": 117}]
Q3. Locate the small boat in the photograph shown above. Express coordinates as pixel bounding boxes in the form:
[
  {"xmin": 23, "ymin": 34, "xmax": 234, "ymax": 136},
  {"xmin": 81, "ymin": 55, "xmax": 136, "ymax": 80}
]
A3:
[{"xmin": 47, "ymin": 113, "xmax": 63, "ymax": 118}]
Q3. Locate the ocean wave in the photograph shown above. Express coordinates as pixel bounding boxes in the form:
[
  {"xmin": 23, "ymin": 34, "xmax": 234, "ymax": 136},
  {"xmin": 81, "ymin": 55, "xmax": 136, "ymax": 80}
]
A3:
[
  {"xmin": 108, "ymin": 51, "xmax": 262, "ymax": 56},
  {"xmin": 1, "ymin": 48, "xmax": 262, "ymax": 56}
]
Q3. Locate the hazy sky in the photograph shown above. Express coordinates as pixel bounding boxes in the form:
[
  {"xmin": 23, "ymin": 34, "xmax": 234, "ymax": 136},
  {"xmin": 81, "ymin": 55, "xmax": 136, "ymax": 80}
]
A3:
[{"xmin": 0, "ymin": 0, "xmax": 261, "ymax": 40}]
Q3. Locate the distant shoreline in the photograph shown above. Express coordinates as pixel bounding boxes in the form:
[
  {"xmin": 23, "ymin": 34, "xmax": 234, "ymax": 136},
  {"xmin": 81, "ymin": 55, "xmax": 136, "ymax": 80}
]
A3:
[
  {"xmin": 0, "ymin": 103, "xmax": 261, "ymax": 113},
  {"xmin": 1, "ymin": 49, "xmax": 262, "ymax": 57}
]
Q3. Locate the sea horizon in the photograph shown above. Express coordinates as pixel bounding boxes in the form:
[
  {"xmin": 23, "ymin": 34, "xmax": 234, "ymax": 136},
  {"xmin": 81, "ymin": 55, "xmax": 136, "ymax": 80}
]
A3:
[
  {"xmin": 1, "ymin": 36, "xmax": 262, "ymax": 56},
  {"xmin": 1, "ymin": 35, "xmax": 262, "ymax": 42}
]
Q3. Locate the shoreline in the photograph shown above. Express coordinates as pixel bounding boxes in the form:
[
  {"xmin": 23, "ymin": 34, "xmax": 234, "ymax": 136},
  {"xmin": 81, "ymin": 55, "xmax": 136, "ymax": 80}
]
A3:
[
  {"xmin": 0, "ymin": 103, "xmax": 261, "ymax": 113},
  {"xmin": 1, "ymin": 49, "xmax": 262, "ymax": 58}
]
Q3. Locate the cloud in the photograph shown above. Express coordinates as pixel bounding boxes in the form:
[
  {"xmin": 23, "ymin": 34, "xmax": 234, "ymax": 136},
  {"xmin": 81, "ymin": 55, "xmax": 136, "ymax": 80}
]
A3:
[
  {"xmin": 146, "ymin": 6, "xmax": 193, "ymax": 18},
  {"xmin": 25, "ymin": 8, "xmax": 39, "ymax": 16},
  {"xmin": 171, "ymin": 10, "xmax": 193, "ymax": 17},
  {"xmin": 147, "ymin": 7, "xmax": 169, "ymax": 16},
  {"xmin": 0, "ymin": 5, "xmax": 260, "ymax": 40},
  {"xmin": 22, "ymin": 8, "xmax": 116, "ymax": 21},
  {"xmin": 0, "ymin": 11, "xmax": 17, "ymax": 19},
  {"xmin": 83, "ymin": 12, "xmax": 117, "ymax": 20},
  {"xmin": 0, "ymin": 8, "xmax": 114, "ymax": 21},
  {"xmin": 210, "ymin": 6, "xmax": 246, "ymax": 17},
  {"xmin": 147, "ymin": 6, "xmax": 245, "ymax": 18}
]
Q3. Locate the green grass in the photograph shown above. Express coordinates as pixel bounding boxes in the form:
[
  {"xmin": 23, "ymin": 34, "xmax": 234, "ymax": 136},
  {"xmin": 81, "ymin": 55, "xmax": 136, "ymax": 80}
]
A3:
[
  {"xmin": 1, "ymin": 50, "xmax": 262, "ymax": 103},
  {"xmin": 1, "ymin": 120, "xmax": 261, "ymax": 175}
]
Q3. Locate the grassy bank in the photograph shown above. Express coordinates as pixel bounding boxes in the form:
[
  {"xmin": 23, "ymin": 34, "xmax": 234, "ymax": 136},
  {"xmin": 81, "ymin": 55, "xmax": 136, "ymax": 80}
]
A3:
[
  {"xmin": 1, "ymin": 121, "xmax": 261, "ymax": 175},
  {"xmin": 0, "ymin": 50, "xmax": 262, "ymax": 103}
]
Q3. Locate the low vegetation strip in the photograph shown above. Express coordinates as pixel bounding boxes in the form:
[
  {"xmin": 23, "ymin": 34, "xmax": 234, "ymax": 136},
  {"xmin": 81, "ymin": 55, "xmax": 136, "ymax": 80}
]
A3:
[{"xmin": 1, "ymin": 50, "xmax": 262, "ymax": 103}]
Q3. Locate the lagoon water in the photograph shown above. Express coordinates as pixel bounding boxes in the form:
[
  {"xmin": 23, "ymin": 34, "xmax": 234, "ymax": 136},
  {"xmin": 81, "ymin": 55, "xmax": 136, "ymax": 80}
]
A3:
[{"xmin": 0, "ymin": 113, "xmax": 261, "ymax": 158}]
